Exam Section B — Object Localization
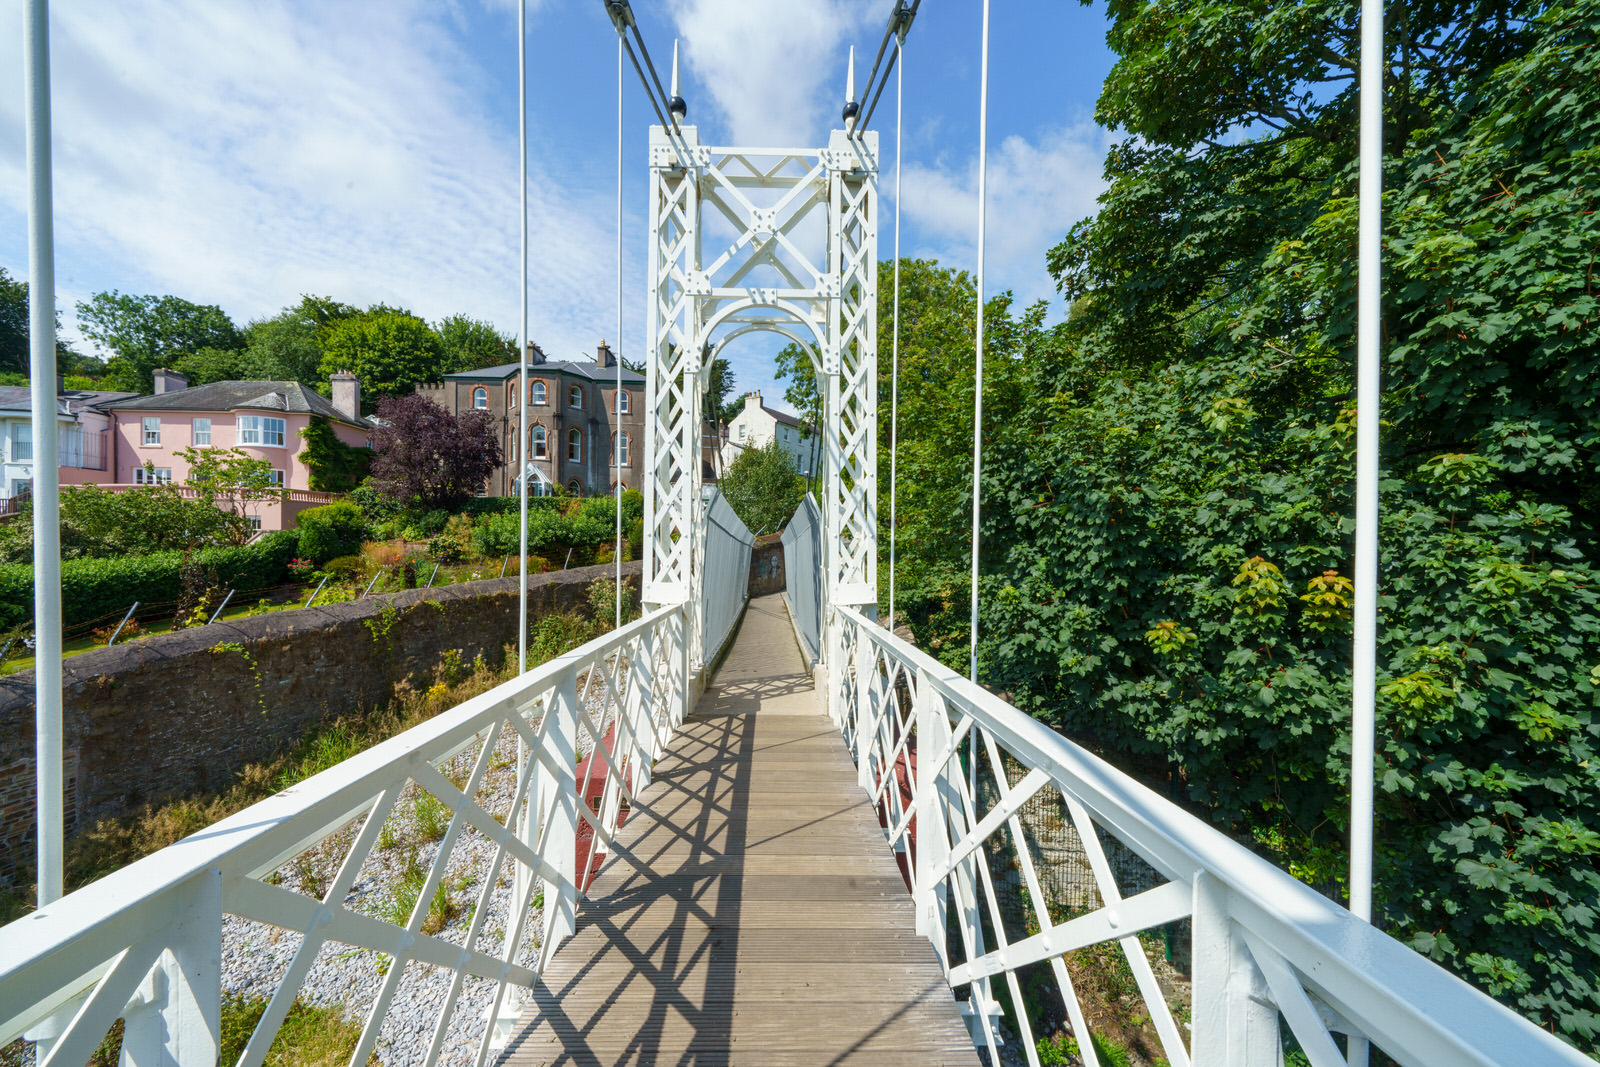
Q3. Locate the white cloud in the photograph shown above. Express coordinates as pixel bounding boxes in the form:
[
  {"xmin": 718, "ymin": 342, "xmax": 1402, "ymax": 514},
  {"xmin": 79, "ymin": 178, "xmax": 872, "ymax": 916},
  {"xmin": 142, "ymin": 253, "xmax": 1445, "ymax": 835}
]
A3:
[
  {"xmin": 0, "ymin": 0, "xmax": 627, "ymax": 361},
  {"xmin": 665, "ymin": 0, "xmax": 888, "ymax": 146},
  {"xmin": 901, "ymin": 122, "xmax": 1115, "ymax": 312}
]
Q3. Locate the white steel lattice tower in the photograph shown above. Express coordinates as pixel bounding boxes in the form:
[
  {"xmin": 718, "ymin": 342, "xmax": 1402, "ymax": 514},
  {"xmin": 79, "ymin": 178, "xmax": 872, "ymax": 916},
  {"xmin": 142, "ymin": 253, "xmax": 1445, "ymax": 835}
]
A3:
[{"xmin": 644, "ymin": 125, "xmax": 878, "ymax": 666}]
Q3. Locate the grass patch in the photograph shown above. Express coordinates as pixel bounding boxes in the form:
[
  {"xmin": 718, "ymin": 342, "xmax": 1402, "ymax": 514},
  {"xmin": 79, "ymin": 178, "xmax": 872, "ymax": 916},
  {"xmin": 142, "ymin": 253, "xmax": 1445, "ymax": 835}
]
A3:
[
  {"xmin": 219, "ymin": 993, "xmax": 379, "ymax": 1067},
  {"xmin": 413, "ymin": 792, "xmax": 452, "ymax": 841}
]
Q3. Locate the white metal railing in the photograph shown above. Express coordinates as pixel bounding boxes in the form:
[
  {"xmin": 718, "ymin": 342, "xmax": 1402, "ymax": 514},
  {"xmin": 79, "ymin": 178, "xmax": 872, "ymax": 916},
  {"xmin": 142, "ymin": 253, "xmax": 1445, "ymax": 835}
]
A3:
[
  {"xmin": 697, "ymin": 489, "xmax": 753, "ymax": 667},
  {"xmin": 830, "ymin": 607, "xmax": 1590, "ymax": 1067},
  {"xmin": 780, "ymin": 493, "xmax": 823, "ymax": 664},
  {"xmin": 0, "ymin": 604, "xmax": 689, "ymax": 1067}
]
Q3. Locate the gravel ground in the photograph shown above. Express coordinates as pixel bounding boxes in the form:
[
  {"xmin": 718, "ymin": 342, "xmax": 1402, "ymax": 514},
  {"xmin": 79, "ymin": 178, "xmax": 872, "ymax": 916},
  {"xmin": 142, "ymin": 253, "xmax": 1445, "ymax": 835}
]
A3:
[{"xmin": 222, "ymin": 670, "xmax": 625, "ymax": 1067}]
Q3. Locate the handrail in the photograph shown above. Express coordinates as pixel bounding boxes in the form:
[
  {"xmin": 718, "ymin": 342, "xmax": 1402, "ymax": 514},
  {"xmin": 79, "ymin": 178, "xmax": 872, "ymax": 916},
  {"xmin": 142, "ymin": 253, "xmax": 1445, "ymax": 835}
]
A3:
[
  {"xmin": 834, "ymin": 605, "xmax": 1588, "ymax": 1067},
  {"xmin": 0, "ymin": 603, "xmax": 690, "ymax": 1067}
]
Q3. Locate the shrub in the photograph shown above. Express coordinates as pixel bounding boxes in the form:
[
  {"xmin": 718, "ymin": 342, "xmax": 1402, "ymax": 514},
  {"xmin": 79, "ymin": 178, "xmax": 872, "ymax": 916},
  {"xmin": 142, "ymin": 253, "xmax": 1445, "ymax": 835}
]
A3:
[
  {"xmin": 0, "ymin": 530, "xmax": 297, "ymax": 629},
  {"xmin": 296, "ymin": 501, "xmax": 368, "ymax": 566}
]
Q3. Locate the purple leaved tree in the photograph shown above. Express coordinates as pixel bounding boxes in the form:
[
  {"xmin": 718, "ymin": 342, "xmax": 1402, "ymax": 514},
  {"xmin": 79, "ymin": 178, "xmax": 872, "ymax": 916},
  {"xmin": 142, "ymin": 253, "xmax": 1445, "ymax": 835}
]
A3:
[{"xmin": 371, "ymin": 394, "xmax": 503, "ymax": 509}]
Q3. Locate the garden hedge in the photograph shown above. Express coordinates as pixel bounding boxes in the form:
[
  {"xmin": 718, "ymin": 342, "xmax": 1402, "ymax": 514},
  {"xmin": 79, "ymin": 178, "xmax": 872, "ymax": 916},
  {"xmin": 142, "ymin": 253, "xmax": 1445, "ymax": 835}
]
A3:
[{"xmin": 0, "ymin": 530, "xmax": 299, "ymax": 630}]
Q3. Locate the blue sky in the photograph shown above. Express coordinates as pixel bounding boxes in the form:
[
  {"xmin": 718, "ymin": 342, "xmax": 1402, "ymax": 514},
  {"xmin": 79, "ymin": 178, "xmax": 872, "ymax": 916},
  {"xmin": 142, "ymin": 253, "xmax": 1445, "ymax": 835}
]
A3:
[{"xmin": 1, "ymin": 0, "xmax": 1117, "ymax": 411}]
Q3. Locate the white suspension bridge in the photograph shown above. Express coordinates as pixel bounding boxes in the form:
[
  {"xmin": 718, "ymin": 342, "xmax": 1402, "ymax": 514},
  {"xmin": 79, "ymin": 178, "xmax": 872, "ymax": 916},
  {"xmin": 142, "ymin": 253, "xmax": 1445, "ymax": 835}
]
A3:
[{"xmin": 2, "ymin": 2, "xmax": 1589, "ymax": 1065}]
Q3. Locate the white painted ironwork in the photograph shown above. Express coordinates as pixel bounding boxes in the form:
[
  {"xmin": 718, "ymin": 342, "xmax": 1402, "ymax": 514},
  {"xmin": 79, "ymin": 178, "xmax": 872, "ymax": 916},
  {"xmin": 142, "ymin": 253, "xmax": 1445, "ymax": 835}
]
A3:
[
  {"xmin": 781, "ymin": 493, "xmax": 823, "ymax": 665},
  {"xmin": 1, "ymin": 606, "xmax": 690, "ymax": 1067},
  {"xmin": 642, "ymin": 122, "xmax": 877, "ymax": 653},
  {"xmin": 699, "ymin": 489, "xmax": 754, "ymax": 664},
  {"xmin": 831, "ymin": 607, "xmax": 1589, "ymax": 1067},
  {"xmin": 24, "ymin": 0, "xmax": 63, "ymax": 913}
]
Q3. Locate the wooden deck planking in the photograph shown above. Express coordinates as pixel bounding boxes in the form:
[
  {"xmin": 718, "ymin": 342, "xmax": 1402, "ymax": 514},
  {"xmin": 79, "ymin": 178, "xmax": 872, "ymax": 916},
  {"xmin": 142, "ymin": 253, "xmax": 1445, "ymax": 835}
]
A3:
[{"xmin": 497, "ymin": 595, "xmax": 980, "ymax": 1067}]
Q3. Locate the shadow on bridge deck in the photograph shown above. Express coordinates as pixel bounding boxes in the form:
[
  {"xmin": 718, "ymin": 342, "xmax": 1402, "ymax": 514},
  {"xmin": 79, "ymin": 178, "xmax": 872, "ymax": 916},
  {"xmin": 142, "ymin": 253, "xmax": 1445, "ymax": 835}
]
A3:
[{"xmin": 497, "ymin": 593, "xmax": 980, "ymax": 1066}]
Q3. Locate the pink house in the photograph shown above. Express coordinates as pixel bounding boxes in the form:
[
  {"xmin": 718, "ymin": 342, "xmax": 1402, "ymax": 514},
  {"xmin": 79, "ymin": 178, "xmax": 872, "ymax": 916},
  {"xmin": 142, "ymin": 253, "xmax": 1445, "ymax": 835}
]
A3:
[{"xmin": 100, "ymin": 370, "xmax": 370, "ymax": 531}]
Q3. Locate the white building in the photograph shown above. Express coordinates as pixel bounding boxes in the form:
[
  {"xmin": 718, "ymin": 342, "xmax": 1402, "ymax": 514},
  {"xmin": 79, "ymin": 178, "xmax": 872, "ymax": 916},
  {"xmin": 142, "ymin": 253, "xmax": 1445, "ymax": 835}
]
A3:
[
  {"xmin": 718, "ymin": 390, "xmax": 816, "ymax": 478},
  {"xmin": 0, "ymin": 384, "xmax": 132, "ymax": 509}
]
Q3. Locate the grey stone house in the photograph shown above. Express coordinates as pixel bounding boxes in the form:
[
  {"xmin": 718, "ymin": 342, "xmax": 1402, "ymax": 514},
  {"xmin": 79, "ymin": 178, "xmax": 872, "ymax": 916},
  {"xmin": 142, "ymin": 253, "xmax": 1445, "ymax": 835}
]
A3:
[{"xmin": 417, "ymin": 341, "xmax": 645, "ymax": 497}]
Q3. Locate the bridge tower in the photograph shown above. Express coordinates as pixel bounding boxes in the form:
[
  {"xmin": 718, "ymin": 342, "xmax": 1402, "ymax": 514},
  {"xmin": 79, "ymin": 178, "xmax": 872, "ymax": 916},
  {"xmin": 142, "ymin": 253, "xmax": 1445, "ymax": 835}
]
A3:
[{"xmin": 643, "ymin": 123, "xmax": 878, "ymax": 667}]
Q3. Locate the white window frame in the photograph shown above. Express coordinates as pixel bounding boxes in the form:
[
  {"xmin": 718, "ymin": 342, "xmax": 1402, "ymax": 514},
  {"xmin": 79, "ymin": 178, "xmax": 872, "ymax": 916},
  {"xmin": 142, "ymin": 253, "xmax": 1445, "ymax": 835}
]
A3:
[
  {"xmin": 472, "ymin": 387, "xmax": 488, "ymax": 410},
  {"xmin": 615, "ymin": 390, "xmax": 630, "ymax": 414},
  {"xmin": 237, "ymin": 415, "xmax": 286, "ymax": 447},
  {"xmin": 12, "ymin": 422, "xmax": 31, "ymax": 462},
  {"xmin": 192, "ymin": 418, "xmax": 211, "ymax": 446},
  {"xmin": 532, "ymin": 425, "xmax": 548, "ymax": 459},
  {"xmin": 142, "ymin": 417, "xmax": 161, "ymax": 446},
  {"xmin": 568, "ymin": 384, "xmax": 583, "ymax": 409},
  {"xmin": 246, "ymin": 516, "xmax": 262, "ymax": 531},
  {"xmin": 532, "ymin": 380, "xmax": 547, "ymax": 405},
  {"xmin": 567, "ymin": 427, "xmax": 582, "ymax": 462},
  {"xmin": 267, "ymin": 469, "xmax": 285, "ymax": 487},
  {"xmin": 133, "ymin": 467, "xmax": 172, "ymax": 485},
  {"xmin": 613, "ymin": 431, "xmax": 630, "ymax": 466}
]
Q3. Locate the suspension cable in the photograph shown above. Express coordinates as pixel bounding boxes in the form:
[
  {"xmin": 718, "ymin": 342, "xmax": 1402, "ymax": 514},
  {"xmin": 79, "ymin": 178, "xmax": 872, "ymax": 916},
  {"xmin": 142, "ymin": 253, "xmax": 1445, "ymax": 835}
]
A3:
[
  {"xmin": 857, "ymin": 1, "xmax": 919, "ymax": 133},
  {"xmin": 517, "ymin": 0, "xmax": 529, "ymax": 675},
  {"xmin": 888, "ymin": 32, "xmax": 904, "ymax": 633},
  {"xmin": 615, "ymin": 30, "xmax": 625, "ymax": 630},
  {"xmin": 969, "ymin": 0, "xmax": 990, "ymax": 685}
]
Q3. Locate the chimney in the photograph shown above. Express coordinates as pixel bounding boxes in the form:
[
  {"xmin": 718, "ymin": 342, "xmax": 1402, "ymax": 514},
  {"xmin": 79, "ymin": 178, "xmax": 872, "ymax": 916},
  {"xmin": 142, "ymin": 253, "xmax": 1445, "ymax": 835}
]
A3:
[
  {"xmin": 152, "ymin": 368, "xmax": 189, "ymax": 394},
  {"xmin": 526, "ymin": 342, "xmax": 546, "ymax": 366},
  {"xmin": 598, "ymin": 339, "xmax": 616, "ymax": 368},
  {"xmin": 331, "ymin": 370, "xmax": 361, "ymax": 420}
]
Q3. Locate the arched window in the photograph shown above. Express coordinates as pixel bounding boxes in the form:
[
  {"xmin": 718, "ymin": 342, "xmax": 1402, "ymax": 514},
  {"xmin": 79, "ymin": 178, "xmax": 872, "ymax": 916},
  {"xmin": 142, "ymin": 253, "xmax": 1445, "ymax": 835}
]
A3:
[
  {"xmin": 531, "ymin": 424, "xmax": 548, "ymax": 459},
  {"xmin": 614, "ymin": 390, "xmax": 630, "ymax": 414},
  {"xmin": 472, "ymin": 387, "xmax": 488, "ymax": 409},
  {"xmin": 568, "ymin": 384, "xmax": 584, "ymax": 409},
  {"xmin": 531, "ymin": 380, "xmax": 547, "ymax": 405},
  {"xmin": 567, "ymin": 427, "xmax": 583, "ymax": 462},
  {"xmin": 612, "ymin": 431, "xmax": 630, "ymax": 466},
  {"xmin": 567, "ymin": 479, "xmax": 583, "ymax": 495}
]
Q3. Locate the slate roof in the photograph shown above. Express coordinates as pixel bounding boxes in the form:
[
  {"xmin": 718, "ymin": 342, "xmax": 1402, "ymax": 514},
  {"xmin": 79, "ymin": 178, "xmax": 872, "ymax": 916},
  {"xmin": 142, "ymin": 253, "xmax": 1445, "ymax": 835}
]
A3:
[
  {"xmin": 441, "ymin": 360, "xmax": 646, "ymax": 387},
  {"xmin": 102, "ymin": 380, "xmax": 365, "ymax": 428},
  {"xmin": 0, "ymin": 387, "xmax": 136, "ymax": 416}
]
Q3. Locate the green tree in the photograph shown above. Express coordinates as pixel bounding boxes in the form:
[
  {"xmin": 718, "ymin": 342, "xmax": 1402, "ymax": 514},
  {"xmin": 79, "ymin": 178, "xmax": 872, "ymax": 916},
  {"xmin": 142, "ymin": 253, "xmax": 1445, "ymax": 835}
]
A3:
[
  {"xmin": 720, "ymin": 439, "xmax": 804, "ymax": 536},
  {"xmin": 243, "ymin": 309, "xmax": 325, "ymax": 383},
  {"xmin": 171, "ymin": 345, "xmax": 260, "ymax": 386},
  {"xmin": 964, "ymin": 0, "xmax": 1600, "ymax": 1048},
  {"xmin": 318, "ymin": 309, "xmax": 446, "ymax": 403},
  {"xmin": 704, "ymin": 357, "xmax": 741, "ymax": 424},
  {"xmin": 1, "ymin": 266, "xmax": 100, "ymax": 379},
  {"xmin": 0, "ymin": 483, "xmax": 235, "ymax": 563},
  {"xmin": 177, "ymin": 446, "xmax": 284, "ymax": 544},
  {"xmin": 76, "ymin": 291, "xmax": 245, "ymax": 392},
  {"xmin": 437, "ymin": 314, "xmax": 517, "ymax": 373}
]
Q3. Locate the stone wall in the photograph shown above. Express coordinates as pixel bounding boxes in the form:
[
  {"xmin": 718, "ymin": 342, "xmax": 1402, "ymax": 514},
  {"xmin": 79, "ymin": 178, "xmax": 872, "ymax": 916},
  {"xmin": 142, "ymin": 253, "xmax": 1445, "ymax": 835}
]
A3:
[
  {"xmin": 0, "ymin": 563, "xmax": 641, "ymax": 885},
  {"xmin": 748, "ymin": 533, "xmax": 785, "ymax": 596}
]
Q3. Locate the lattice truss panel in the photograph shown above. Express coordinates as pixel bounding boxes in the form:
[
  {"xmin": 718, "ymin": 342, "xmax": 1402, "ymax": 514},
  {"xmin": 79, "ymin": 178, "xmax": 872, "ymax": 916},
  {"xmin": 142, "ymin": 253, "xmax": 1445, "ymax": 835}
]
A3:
[
  {"xmin": 644, "ymin": 125, "xmax": 878, "ymax": 625},
  {"xmin": 824, "ymin": 131, "xmax": 878, "ymax": 611},
  {"xmin": 0, "ymin": 609, "xmax": 689, "ymax": 1067},
  {"xmin": 832, "ymin": 609, "xmax": 1454, "ymax": 1067}
]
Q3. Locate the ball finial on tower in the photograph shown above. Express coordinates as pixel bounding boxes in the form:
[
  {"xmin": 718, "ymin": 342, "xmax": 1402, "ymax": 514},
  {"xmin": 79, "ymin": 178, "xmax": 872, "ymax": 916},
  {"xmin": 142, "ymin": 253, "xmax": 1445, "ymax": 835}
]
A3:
[
  {"xmin": 668, "ymin": 38, "xmax": 688, "ymax": 121},
  {"xmin": 841, "ymin": 45, "xmax": 859, "ymax": 128}
]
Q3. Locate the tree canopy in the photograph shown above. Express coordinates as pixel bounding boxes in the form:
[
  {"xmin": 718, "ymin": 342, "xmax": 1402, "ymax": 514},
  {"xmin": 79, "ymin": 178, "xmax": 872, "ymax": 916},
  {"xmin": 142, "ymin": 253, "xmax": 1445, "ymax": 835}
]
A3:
[
  {"xmin": 76, "ymin": 291, "xmax": 245, "ymax": 392},
  {"xmin": 878, "ymin": 0, "xmax": 1599, "ymax": 1049},
  {"xmin": 318, "ymin": 309, "xmax": 447, "ymax": 403},
  {"xmin": 369, "ymin": 393, "xmax": 503, "ymax": 509},
  {"xmin": 719, "ymin": 439, "xmax": 805, "ymax": 537}
]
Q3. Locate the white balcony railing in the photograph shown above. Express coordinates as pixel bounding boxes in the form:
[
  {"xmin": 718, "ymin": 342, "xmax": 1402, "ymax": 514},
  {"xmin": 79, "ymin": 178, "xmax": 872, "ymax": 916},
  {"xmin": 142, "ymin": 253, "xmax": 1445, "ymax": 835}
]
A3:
[
  {"xmin": 0, "ymin": 605, "xmax": 689, "ymax": 1067},
  {"xmin": 830, "ymin": 606, "xmax": 1590, "ymax": 1067}
]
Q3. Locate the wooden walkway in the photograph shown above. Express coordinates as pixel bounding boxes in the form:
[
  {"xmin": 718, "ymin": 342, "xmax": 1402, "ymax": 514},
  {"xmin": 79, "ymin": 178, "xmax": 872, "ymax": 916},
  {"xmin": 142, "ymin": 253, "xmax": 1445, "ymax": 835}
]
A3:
[{"xmin": 498, "ymin": 594, "xmax": 980, "ymax": 1067}]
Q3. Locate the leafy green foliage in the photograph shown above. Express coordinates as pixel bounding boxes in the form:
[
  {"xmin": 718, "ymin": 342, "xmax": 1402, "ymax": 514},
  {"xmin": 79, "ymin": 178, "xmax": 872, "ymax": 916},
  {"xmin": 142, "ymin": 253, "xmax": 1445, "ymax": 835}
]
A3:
[
  {"xmin": 0, "ymin": 265, "xmax": 97, "ymax": 377},
  {"xmin": 295, "ymin": 501, "xmax": 369, "ymax": 566},
  {"xmin": 177, "ymin": 446, "xmax": 284, "ymax": 542},
  {"xmin": 937, "ymin": 0, "xmax": 1600, "ymax": 1049},
  {"xmin": 76, "ymin": 291, "xmax": 245, "ymax": 392},
  {"xmin": 0, "ymin": 484, "xmax": 241, "ymax": 565},
  {"xmin": 0, "ymin": 530, "xmax": 297, "ymax": 629},
  {"xmin": 297, "ymin": 417, "xmax": 373, "ymax": 492},
  {"xmin": 719, "ymin": 440, "xmax": 804, "ymax": 536},
  {"xmin": 318, "ymin": 309, "xmax": 444, "ymax": 402},
  {"xmin": 436, "ymin": 313, "xmax": 517, "ymax": 373}
]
